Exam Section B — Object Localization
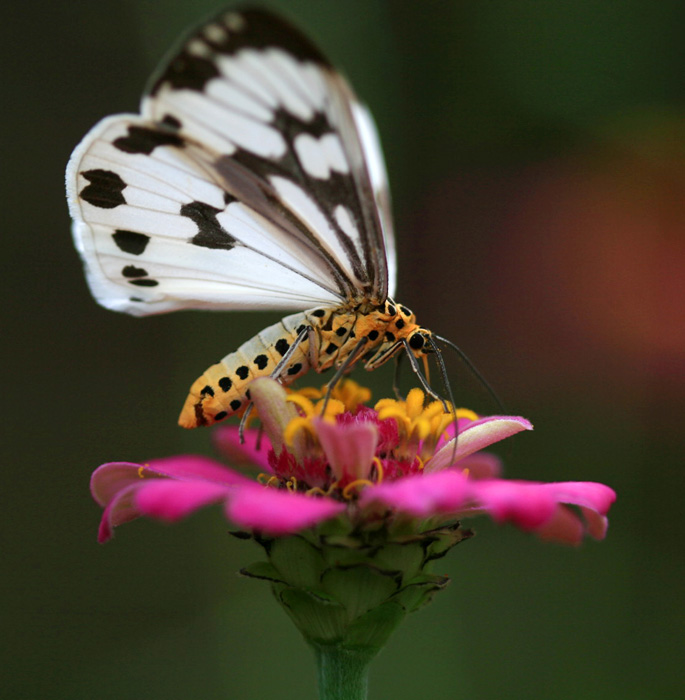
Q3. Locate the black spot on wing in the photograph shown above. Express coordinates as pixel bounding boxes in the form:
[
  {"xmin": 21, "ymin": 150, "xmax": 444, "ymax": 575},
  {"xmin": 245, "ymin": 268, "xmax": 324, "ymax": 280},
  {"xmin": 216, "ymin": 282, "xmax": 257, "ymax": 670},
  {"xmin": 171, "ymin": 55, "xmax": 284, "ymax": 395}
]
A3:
[
  {"xmin": 235, "ymin": 366, "xmax": 249, "ymax": 380},
  {"xmin": 287, "ymin": 362, "xmax": 303, "ymax": 376},
  {"xmin": 201, "ymin": 385, "xmax": 215, "ymax": 397},
  {"xmin": 122, "ymin": 265, "xmax": 148, "ymax": 278},
  {"xmin": 149, "ymin": 50, "xmax": 220, "ymax": 96},
  {"xmin": 113, "ymin": 125, "xmax": 184, "ymax": 154},
  {"xmin": 122, "ymin": 263, "xmax": 159, "ymax": 286},
  {"xmin": 214, "ymin": 411, "xmax": 228, "ymax": 421},
  {"xmin": 218, "ymin": 377, "xmax": 232, "ymax": 392},
  {"xmin": 181, "ymin": 200, "xmax": 237, "ymax": 250},
  {"xmin": 161, "ymin": 114, "xmax": 182, "ymax": 130},
  {"xmin": 80, "ymin": 169, "xmax": 126, "ymax": 209},
  {"xmin": 230, "ymin": 399, "xmax": 242, "ymax": 411},
  {"xmin": 112, "ymin": 230, "xmax": 150, "ymax": 255},
  {"xmin": 275, "ymin": 338, "xmax": 290, "ymax": 357}
]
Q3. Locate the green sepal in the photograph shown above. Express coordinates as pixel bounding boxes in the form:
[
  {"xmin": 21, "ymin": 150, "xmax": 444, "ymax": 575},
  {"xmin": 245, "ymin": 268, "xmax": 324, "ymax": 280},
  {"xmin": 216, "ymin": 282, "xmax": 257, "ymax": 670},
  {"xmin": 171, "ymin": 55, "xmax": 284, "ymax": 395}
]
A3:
[
  {"xmin": 320, "ymin": 564, "xmax": 402, "ymax": 621},
  {"xmin": 239, "ymin": 561, "xmax": 285, "ymax": 583},
  {"xmin": 342, "ymin": 600, "xmax": 408, "ymax": 649},
  {"xmin": 368, "ymin": 541, "xmax": 425, "ymax": 582},
  {"xmin": 278, "ymin": 586, "xmax": 348, "ymax": 643},
  {"xmin": 391, "ymin": 573, "xmax": 451, "ymax": 612},
  {"xmin": 424, "ymin": 524, "xmax": 473, "ymax": 561},
  {"xmin": 268, "ymin": 535, "xmax": 327, "ymax": 589}
]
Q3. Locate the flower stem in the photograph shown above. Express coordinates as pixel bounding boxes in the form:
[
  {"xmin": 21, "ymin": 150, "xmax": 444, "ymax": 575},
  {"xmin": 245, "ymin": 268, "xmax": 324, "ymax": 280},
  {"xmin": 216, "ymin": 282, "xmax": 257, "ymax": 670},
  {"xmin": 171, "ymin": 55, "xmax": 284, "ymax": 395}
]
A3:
[{"xmin": 312, "ymin": 643, "xmax": 376, "ymax": 700}]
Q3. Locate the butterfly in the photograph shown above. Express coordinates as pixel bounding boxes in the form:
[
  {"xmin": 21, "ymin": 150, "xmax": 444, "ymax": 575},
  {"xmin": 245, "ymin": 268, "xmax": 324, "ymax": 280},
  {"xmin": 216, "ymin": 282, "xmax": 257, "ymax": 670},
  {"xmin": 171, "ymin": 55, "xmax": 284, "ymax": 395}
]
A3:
[{"xmin": 66, "ymin": 7, "xmax": 474, "ymax": 429}]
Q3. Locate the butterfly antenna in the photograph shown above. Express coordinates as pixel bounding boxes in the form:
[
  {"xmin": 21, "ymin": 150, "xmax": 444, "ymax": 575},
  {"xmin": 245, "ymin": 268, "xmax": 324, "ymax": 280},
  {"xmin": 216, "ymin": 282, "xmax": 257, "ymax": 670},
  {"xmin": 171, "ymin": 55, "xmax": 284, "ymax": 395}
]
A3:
[
  {"xmin": 427, "ymin": 335, "xmax": 460, "ymax": 463},
  {"xmin": 433, "ymin": 334, "xmax": 507, "ymax": 415}
]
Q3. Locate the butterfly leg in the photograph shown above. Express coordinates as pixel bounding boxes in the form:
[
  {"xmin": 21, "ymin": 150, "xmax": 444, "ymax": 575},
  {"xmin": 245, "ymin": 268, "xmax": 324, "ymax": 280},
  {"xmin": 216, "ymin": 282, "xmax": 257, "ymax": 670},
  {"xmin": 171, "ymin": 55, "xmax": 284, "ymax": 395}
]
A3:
[
  {"xmin": 402, "ymin": 340, "xmax": 448, "ymax": 409},
  {"xmin": 320, "ymin": 337, "xmax": 369, "ymax": 414}
]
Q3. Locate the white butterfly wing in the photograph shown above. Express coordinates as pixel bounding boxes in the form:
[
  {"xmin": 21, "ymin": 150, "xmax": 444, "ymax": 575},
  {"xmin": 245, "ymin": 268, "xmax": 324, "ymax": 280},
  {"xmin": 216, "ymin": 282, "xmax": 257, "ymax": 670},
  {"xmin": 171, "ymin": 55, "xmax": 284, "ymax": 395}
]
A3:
[{"xmin": 67, "ymin": 8, "xmax": 396, "ymax": 316}]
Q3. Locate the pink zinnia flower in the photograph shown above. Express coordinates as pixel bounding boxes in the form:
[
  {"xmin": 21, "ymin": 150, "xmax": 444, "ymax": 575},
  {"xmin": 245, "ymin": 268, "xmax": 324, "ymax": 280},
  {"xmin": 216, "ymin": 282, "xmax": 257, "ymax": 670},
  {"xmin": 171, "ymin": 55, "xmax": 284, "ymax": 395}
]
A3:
[
  {"xmin": 90, "ymin": 378, "xmax": 616, "ymax": 667},
  {"xmin": 92, "ymin": 379, "xmax": 614, "ymax": 546}
]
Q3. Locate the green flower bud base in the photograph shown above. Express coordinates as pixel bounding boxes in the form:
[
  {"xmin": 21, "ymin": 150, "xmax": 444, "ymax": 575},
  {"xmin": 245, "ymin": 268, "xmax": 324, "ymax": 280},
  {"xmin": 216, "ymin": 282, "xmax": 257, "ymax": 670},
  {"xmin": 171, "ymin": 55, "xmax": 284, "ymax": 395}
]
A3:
[{"xmin": 239, "ymin": 518, "xmax": 472, "ymax": 700}]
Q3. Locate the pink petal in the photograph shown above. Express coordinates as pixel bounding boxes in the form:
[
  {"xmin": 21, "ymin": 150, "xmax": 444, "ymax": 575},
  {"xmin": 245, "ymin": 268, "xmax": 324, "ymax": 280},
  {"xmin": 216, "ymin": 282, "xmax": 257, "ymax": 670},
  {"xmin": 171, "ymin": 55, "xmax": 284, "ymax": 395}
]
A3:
[
  {"xmin": 580, "ymin": 507, "xmax": 609, "ymax": 540},
  {"xmin": 91, "ymin": 462, "xmax": 156, "ymax": 507},
  {"xmin": 426, "ymin": 416, "xmax": 533, "ymax": 473},
  {"xmin": 97, "ymin": 484, "xmax": 140, "ymax": 543},
  {"xmin": 91, "ymin": 457, "xmax": 250, "ymax": 542},
  {"xmin": 359, "ymin": 470, "xmax": 471, "ymax": 518},
  {"xmin": 145, "ymin": 455, "xmax": 250, "ymax": 485},
  {"xmin": 536, "ymin": 481, "xmax": 616, "ymax": 516},
  {"xmin": 225, "ymin": 485, "xmax": 346, "ymax": 536},
  {"xmin": 467, "ymin": 480, "xmax": 558, "ymax": 529},
  {"xmin": 316, "ymin": 419, "xmax": 378, "ymax": 482},
  {"xmin": 134, "ymin": 480, "xmax": 233, "ymax": 521},
  {"xmin": 457, "ymin": 452, "xmax": 503, "ymax": 479},
  {"xmin": 533, "ymin": 505, "xmax": 585, "ymax": 545},
  {"xmin": 212, "ymin": 426, "xmax": 273, "ymax": 472}
]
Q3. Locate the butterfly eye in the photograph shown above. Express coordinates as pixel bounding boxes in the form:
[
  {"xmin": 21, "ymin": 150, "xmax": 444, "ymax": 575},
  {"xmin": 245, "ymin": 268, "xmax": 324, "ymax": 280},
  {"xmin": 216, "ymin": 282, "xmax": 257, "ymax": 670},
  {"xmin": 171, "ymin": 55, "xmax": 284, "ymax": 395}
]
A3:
[{"xmin": 408, "ymin": 331, "xmax": 425, "ymax": 351}]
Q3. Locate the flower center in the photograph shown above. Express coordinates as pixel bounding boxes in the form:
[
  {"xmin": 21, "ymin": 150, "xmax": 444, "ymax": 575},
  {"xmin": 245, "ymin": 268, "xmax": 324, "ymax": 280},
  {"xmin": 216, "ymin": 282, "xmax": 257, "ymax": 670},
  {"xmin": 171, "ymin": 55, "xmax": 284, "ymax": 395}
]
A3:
[{"xmin": 258, "ymin": 380, "xmax": 477, "ymax": 500}]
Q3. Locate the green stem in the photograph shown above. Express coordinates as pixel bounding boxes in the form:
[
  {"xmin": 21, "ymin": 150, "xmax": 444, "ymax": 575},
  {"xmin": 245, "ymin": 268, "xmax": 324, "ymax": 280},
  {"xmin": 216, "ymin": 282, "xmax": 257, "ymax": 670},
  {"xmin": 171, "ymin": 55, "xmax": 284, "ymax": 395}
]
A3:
[{"xmin": 311, "ymin": 643, "xmax": 376, "ymax": 700}]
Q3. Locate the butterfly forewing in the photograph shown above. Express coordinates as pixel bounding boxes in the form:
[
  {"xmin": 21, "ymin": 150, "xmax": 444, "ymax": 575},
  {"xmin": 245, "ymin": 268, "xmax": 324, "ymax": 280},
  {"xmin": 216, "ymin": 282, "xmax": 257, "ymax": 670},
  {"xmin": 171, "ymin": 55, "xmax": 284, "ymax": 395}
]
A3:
[{"xmin": 67, "ymin": 7, "xmax": 396, "ymax": 317}]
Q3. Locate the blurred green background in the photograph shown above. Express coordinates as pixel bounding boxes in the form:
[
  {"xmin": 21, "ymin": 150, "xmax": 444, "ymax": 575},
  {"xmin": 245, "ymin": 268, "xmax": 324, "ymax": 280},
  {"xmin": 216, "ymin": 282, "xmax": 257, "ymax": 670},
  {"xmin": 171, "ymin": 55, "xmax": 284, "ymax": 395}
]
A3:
[{"xmin": 3, "ymin": 1, "xmax": 684, "ymax": 698}]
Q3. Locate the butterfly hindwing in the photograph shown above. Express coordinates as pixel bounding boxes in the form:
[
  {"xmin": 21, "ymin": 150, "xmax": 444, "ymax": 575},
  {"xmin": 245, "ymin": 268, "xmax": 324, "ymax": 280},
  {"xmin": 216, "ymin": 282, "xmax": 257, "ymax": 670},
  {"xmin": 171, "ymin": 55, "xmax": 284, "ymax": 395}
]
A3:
[{"xmin": 67, "ymin": 7, "xmax": 396, "ymax": 316}]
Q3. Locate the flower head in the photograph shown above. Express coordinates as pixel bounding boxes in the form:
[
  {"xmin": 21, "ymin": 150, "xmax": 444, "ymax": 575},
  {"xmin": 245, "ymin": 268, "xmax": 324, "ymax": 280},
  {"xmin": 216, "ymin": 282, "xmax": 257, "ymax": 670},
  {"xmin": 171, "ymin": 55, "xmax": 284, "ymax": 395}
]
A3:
[
  {"xmin": 91, "ymin": 379, "xmax": 615, "ymax": 649},
  {"xmin": 93, "ymin": 378, "xmax": 614, "ymax": 544}
]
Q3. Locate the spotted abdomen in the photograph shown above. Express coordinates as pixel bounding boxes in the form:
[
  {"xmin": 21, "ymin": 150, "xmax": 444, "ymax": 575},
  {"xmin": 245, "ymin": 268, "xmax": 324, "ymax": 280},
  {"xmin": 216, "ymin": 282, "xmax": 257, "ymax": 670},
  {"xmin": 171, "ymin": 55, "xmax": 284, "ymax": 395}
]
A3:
[{"xmin": 178, "ymin": 311, "xmax": 311, "ymax": 428}]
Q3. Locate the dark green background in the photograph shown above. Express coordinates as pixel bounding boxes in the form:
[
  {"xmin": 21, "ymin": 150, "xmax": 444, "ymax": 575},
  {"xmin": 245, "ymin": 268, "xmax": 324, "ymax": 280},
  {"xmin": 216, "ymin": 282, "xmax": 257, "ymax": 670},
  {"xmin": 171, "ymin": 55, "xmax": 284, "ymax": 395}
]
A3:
[{"xmin": 4, "ymin": 1, "xmax": 683, "ymax": 698}]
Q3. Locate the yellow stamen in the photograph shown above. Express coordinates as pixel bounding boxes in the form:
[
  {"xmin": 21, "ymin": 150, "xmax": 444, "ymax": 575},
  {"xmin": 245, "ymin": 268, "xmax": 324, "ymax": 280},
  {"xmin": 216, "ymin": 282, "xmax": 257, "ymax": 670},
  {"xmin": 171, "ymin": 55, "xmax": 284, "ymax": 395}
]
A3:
[
  {"xmin": 330, "ymin": 379, "xmax": 372, "ymax": 412},
  {"xmin": 137, "ymin": 466, "xmax": 146, "ymax": 478},
  {"xmin": 406, "ymin": 388, "xmax": 425, "ymax": 418},
  {"xmin": 284, "ymin": 416, "xmax": 318, "ymax": 446},
  {"xmin": 286, "ymin": 393, "xmax": 316, "ymax": 416},
  {"xmin": 372, "ymin": 456, "xmax": 384, "ymax": 483},
  {"xmin": 306, "ymin": 487, "xmax": 327, "ymax": 496},
  {"xmin": 456, "ymin": 408, "xmax": 479, "ymax": 421},
  {"xmin": 416, "ymin": 455, "xmax": 425, "ymax": 471},
  {"xmin": 342, "ymin": 479, "xmax": 373, "ymax": 499}
]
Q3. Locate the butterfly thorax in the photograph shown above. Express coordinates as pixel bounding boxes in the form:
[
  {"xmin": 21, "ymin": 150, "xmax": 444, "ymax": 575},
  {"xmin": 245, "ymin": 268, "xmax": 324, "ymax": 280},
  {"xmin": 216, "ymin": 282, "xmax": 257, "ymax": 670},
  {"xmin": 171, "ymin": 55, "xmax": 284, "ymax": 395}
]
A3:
[{"xmin": 306, "ymin": 298, "xmax": 433, "ymax": 373}]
